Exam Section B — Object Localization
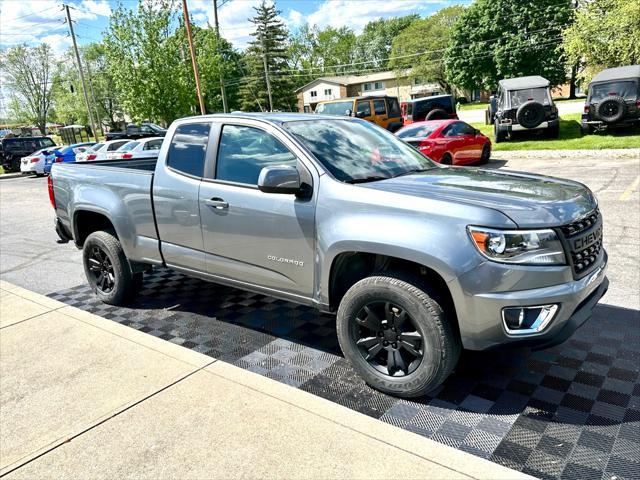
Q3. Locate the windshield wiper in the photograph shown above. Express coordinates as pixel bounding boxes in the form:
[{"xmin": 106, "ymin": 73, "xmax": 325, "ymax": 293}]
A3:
[
  {"xmin": 392, "ymin": 167, "xmax": 434, "ymax": 179},
  {"xmin": 345, "ymin": 175, "xmax": 391, "ymax": 184}
]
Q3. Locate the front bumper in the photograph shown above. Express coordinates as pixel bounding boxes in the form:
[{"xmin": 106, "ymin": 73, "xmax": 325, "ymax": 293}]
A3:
[{"xmin": 452, "ymin": 251, "xmax": 608, "ymax": 350}]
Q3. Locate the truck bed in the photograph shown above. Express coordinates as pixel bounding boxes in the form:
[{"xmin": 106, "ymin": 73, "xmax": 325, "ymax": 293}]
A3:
[{"xmin": 51, "ymin": 157, "xmax": 162, "ymax": 265}]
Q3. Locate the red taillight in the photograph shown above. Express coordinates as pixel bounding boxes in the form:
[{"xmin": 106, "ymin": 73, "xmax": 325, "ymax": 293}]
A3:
[
  {"xmin": 636, "ymin": 100, "xmax": 640, "ymax": 108},
  {"xmin": 584, "ymin": 105, "xmax": 590, "ymax": 114},
  {"xmin": 48, "ymin": 175, "xmax": 56, "ymax": 209},
  {"xmin": 418, "ymin": 140, "xmax": 433, "ymax": 155},
  {"xmin": 30, "ymin": 157, "xmax": 39, "ymax": 163},
  {"xmin": 122, "ymin": 153, "xmax": 133, "ymax": 159},
  {"xmin": 55, "ymin": 157, "xmax": 63, "ymax": 163},
  {"xmin": 86, "ymin": 153, "xmax": 97, "ymax": 160}
]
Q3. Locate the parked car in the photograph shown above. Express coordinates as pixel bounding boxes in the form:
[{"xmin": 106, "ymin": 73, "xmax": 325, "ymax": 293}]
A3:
[
  {"xmin": 106, "ymin": 137, "xmax": 164, "ymax": 160},
  {"xmin": 0, "ymin": 136, "xmax": 56, "ymax": 172},
  {"xmin": 20, "ymin": 147, "xmax": 60, "ymax": 176},
  {"xmin": 49, "ymin": 113, "xmax": 608, "ymax": 398},
  {"xmin": 396, "ymin": 120, "xmax": 491, "ymax": 165},
  {"xmin": 581, "ymin": 65, "xmax": 640, "ymax": 133},
  {"xmin": 75, "ymin": 140, "xmax": 131, "ymax": 162},
  {"xmin": 43, "ymin": 142, "xmax": 95, "ymax": 174},
  {"xmin": 105, "ymin": 122, "xmax": 167, "ymax": 141},
  {"xmin": 400, "ymin": 94, "xmax": 458, "ymax": 124},
  {"xmin": 486, "ymin": 76, "xmax": 559, "ymax": 142},
  {"xmin": 314, "ymin": 96, "xmax": 403, "ymax": 132}
]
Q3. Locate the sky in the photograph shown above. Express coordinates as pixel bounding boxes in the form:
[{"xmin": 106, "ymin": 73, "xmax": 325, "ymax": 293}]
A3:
[{"xmin": 0, "ymin": 0, "xmax": 468, "ymax": 55}]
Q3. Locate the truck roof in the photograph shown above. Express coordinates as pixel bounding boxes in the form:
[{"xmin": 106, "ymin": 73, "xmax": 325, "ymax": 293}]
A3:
[
  {"xmin": 590, "ymin": 65, "xmax": 640, "ymax": 83},
  {"xmin": 498, "ymin": 76, "xmax": 549, "ymax": 90},
  {"xmin": 177, "ymin": 112, "xmax": 349, "ymax": 125}
]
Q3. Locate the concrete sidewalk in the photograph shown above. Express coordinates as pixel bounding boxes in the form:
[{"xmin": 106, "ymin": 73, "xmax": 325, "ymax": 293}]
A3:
[{"xmin": 0, "ymin": 280, "xmax": 531, "ymax": 479}]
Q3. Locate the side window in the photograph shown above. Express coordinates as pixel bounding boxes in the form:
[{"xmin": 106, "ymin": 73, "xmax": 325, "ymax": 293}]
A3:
[
  {"xmin": 39, "ymin": 138, "xmax": 55, "ymax": 148},
  {"xmin": 356, "ymin": 101, "xmax": 371, "ymax": 117},
  {"xmin": 145, "ymin": 139, "xmax": 163, "ymax": 150},
  {"xmin": 166, "ymin": 122, "xmax": 210, "ymax": 177},
  {"xmin": 443, "ymin": 124, "xmax": 459, "ymax": 137},
  {"xmin": 457, "ymin": 122, "xmax": 476, "ymax": 135},
  {"xmin": 373, "ymin": 99, "xmax": 386, "ymax": 115},
  {"xmin": 387, "ymin": 98, "xmax": 400, "ymax": 117},
  {"xmin": 140, "ymin": 125, "xmax": 153, "ymax": 134},
  {"xmin": 216, "ymin": 125, "xmax": 297, "ymax": 186},
  {"xmin": 108, "ymin": 141, "xmax": 126, "ymax": 151}
]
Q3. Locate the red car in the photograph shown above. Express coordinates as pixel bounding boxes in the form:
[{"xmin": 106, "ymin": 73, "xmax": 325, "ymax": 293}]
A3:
[{"xmin": 395, "ymin": 119, "xmax": 491, "ymax": 165}]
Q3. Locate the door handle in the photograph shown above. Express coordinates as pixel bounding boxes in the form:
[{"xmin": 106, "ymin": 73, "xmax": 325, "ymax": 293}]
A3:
[{"xmin": 205, "ymin": 197, "xmax": 228, "ymax": 209}]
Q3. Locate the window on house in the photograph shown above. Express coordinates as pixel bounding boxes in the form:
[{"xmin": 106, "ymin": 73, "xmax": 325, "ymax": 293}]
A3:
[
  {"xmin": 413, "ymin": 77, "xmax": 423, "ymax": 86},
  {"xmin": 363, "ymin": 83, "xmax": 372, "ymax": 92},
  {"xmin": 310, "ymin": 91, "xmax": 317, "ymax": 98},
  {"xmin": 374, "ymin": 81, "xmax": 384, "ymax": 90},
  {"xmin": 324, "ymin": 88, "xmax": 332, "ymax": 96}
]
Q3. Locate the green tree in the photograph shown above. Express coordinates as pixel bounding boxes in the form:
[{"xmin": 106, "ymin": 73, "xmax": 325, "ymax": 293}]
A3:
[
  {"xmin": 103, "ymin": 0, "xmax": 193, "ymax": 124},
  {"xmin": 240, "ymin": 1, "xmax": 294, "ymax": 111},
  {"xmin": 354, "ymin": 15, "xmax": 418, "ymax": 69},
  {"xmin": 563, "ymin": 0, "xmax": 640, "ymax": 84},
  {"xmin": 288, "ymin": 24, "xmax": 356, "ymax": 87},
  {"xmin": 50, "ymin": 50, "xmax": 88, "ymax": 126},
  {"xmin": 0, "ymin": 44, "xmax": 56, "ymax": 133},
  {"xmin": 82, "ymin": 43, "xmax": 124, "ymax": 130},
  {"xmin": 444, "ymin": 0, "xmax": 572, "ymax": 91},
  {"xmin": 389, "ymin": 6, "xmax": 464, "ymax": 91}
]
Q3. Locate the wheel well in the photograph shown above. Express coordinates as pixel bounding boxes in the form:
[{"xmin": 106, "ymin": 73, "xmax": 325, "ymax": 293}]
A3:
[
  {"xmin": 328, "ymin": 252, "xmax": 458, "ymax": 335},
  {"xmin": 74, "ymin": 211, "xmax": 116, "ymax": 247}
]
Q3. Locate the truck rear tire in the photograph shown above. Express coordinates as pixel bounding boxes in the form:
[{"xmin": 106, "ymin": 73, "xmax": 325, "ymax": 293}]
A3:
[
  {"xmin": 336, "ymin": 274, "xmax": 460, "ymax": 398},
  {"xmin": 82, "ymin": 230, "xmax": 138, "ymax": 305}
]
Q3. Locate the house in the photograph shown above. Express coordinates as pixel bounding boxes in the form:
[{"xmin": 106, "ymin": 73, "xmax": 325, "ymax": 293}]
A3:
[{"xmin": 295, "ymin": 70, "xmax": 442, "ymax": 112}]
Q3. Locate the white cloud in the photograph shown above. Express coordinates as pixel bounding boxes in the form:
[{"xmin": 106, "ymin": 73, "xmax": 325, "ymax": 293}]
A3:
[
  {"xmin": 305, "ymin": 0, "xmax": 439, "ymax": 33},
  {"xmin": 0, "ymin": 1, "xmax": 67, "ymax": 49},
  {"xmin": 40, "ymin": 33, "xmax": 73, "ymax": 56},
  {"xmin": 287, "ymin": 9, "xmax": 303, "ymax": 28},
  {"xmin": 80, "ymin": 0, "xmax": 112, "ymax": 18}
]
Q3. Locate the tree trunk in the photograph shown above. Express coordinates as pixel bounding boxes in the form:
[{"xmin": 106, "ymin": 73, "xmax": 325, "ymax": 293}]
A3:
[{"xmin": 568, "ymin": 63, "xmax": 578, "ymax": 99}]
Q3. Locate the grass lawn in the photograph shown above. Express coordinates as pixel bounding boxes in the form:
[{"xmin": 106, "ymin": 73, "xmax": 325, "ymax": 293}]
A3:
[
  {"xmin": 0, "ymin": 166, "xmax": 4, "ymax": 175},
  {"xmin": 471, "ymin": 113, "xmax": 640, "ymax": 151}
]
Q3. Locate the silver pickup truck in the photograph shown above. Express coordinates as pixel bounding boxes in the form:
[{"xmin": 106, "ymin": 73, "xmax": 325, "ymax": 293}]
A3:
[{"xmin": 49, "ymin": 113, "xmax": 608, "ymax": 397}]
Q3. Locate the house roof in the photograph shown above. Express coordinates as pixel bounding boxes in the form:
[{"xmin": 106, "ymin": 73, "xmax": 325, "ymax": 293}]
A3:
[
  {"xmin": 499, "ymin": 76, "xmax": 549, "ymax": 90},
  {"xmin": 590, "ymin": 65, "xmax": 640, "ymax": 83},
  {"xmin": 295, "ymin": 70, "xmax": 411, "ymax": 93}
]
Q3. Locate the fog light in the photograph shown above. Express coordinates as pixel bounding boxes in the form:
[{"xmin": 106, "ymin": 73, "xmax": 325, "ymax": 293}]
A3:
[{"xmin": 502, "ymin": 305, "xmax": 558, "ymax": 335}]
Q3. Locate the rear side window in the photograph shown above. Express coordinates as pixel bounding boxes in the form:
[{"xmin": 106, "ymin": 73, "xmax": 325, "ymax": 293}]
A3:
[
  {"xmin": 39, "ymin": 138, "xmax": 55, "ymax": 148},
  {"xmin": 167, "ymin": 123, "xmax": 210, "ymax": 177},
  {"xmin": 216, "ymin": 125, "xmax": 296, "ymax": 185},
  {"xmin": 145, "ymin": 139, "xmax": 163, "ymax": 150},
  {"xmin": 387, "ymin": 98, "xmax": 401, "ymax": 117},
  {"xmin": 373, "ymin": 99, "xmax": 386, "ymax": 115}
]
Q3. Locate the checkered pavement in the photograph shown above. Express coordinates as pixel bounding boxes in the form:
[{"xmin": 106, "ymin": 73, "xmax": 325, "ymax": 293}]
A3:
[{"xmin": 48, "ymin": 268, "xmax": 640, "ymax": 480}]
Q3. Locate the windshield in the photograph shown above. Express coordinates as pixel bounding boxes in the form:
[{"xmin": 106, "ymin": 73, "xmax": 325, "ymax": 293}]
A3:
[
  {"xmin": 590, "ymin": 81, "xmax": 638, "ymax": 102},
  {"xmin": 315, "ymin": 101, "xmax": 353, "ymax": 116},
  {"xmin": 90, "ymin": 143, "xmax": 104, "ymax": 151},
  {"xmin": 284, "ymin": 119, "xmax": 437, "ymax": 183},
  {"xmin": 396, "ymin": 123, "xmax": 438, "ymax": 139},
  {"xmin": 509, "ymin": 88, "xmax": 550, "ymax": 108}
]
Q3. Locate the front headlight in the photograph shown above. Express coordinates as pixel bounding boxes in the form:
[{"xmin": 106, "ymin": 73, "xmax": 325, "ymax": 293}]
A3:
[{"xmin": 468, "ymin": 226, "xmax": 566, "ymax": 265}]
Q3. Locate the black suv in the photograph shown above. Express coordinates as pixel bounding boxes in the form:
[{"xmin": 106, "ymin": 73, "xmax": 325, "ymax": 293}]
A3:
[
  {"xmin": 581, "ymin": 65, "xmax": 640, "ymax": 133},
  {"xmin": 105, "ymin": 122, "xmax": 167, "ymax": 141},
  {"xmin": 0, "ymin": 136, "xmax": 56, "ymax": 172},
  {"xmin": 400, "ymin": 94, "xmax": 458, "ymax": 124},
  {"xmin": 486, "ymin": 76, "xmax": 559, "ymax": 142}
]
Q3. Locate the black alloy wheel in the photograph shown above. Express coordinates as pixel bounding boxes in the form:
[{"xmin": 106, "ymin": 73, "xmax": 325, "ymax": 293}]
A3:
[
  {"xmin": 351, "ymin": 301, "xmax": 423, "ymax": 377},
  {"xmin": 87, "ymin": 246, "xmax": 116, "ymax": 293}
]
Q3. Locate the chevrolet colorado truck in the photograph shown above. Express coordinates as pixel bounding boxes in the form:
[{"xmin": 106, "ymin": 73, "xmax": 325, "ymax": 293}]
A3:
[{"xmin": 49, "ymin": 113, "xmax": 608, "ymax": 397}]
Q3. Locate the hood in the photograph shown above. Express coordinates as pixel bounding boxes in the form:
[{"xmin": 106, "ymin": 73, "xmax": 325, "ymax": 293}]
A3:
[{"xmin": 361, "ymin": 167, "xmax": 597, "ymax": 228}]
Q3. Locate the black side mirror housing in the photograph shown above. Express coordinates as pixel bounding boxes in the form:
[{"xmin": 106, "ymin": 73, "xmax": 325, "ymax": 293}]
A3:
[{"xmin": 258, "ymin": 165, "xmax": 301, "ymax": 194}]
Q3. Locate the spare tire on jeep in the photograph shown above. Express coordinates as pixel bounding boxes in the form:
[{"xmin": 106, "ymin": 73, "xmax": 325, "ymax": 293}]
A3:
[
  {"xmin": 516, "ymin": 101, "xmax": 546, "ymax": 129},
  {"xmin": 425, "ymin": 109, "xmax": 448, "ymax": 120},
  {"xmin": 596, "ymin": 96, "xmax": 627, "ymax": 123}
]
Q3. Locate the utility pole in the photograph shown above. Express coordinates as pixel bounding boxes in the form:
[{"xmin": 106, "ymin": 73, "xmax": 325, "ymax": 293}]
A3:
[
  {"xmin": 85, "ymin": 60, "xmax": 104, "ymax": 136},
  {"xmin": 213, "ymin": 0, "xmax": 228, "ymax": 113},
  {"xmin": 262, "ymin": 36, "xmax": 273, "ymax": 112},
  {"xmin": 64, "ymin": 4, "xmax": 99, "ymax": 142},
  {"xmin": 181, "ymin": 0, "xmax": 206, "ymax": 115}
]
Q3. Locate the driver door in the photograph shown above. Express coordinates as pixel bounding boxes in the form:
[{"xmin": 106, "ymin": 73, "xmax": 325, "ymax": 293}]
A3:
[{"xmin": 199, "ymin": 121, "xmax": 316, "ymax": 299}]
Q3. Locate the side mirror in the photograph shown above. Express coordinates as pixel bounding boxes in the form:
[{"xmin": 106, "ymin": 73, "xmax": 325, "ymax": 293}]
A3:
[
  {"xmin": 355, "ymin": 111, "xmax": 366, "ymax": 119},
  {"xmin": 345, "ymin": 109, "xmax": 353, "ymax": 116},
  {"xmin": 474, "ymin": 129, "xmax": 481, "ymax": 136},
  {"xmin": 258, "ymin": 165, "xmax": 301, "ymax": 194}
]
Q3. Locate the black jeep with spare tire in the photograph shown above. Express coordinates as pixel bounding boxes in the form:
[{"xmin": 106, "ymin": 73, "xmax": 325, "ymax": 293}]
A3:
[
  {"xmin": 486, "ymin": 76, "xmax": 559, "ymax": 143},
  {"xmin": 581, "ymin": 65, "xmax": 640, "ymax": 134}
]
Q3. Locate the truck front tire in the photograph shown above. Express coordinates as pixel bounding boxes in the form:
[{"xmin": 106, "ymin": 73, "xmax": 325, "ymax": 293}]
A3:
[
  {"xmin": 336, "ymin": 274, "xmax": 460, "ymax": 398},
  {"xmin": 83, "ymin": 230, "xmax": 141, "ymax": 305}
]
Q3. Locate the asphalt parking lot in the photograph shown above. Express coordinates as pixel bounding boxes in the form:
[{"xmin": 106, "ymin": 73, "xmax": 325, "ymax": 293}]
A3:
[{"xmin": 1, "ymin": 153, "xmax": 639, "ymax": 479}]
